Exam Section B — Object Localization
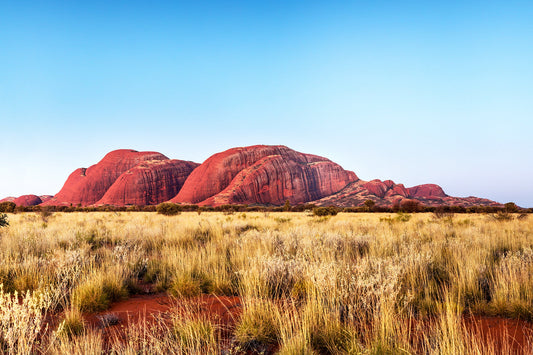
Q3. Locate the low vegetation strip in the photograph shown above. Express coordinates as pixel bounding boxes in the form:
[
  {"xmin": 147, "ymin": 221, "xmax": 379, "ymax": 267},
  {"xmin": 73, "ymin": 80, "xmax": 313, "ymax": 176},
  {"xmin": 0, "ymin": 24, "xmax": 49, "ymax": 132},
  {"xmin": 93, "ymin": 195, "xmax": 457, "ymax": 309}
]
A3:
[{"xmin": 0, "ymin": 211, "xmax": 531, "ymax": 353}]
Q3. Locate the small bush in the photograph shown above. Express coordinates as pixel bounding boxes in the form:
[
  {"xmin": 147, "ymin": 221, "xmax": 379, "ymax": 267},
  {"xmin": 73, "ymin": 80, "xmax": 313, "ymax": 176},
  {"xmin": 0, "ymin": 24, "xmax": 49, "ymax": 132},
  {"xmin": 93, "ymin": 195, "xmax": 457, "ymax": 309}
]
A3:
[
  {"xmin": 504, "ymin": 202, "xmax": 519, "ymax": 213},
  {"xmin": 0, "ymin": 202, "xmax": 15, "ymax": 213},
  {"xmin": 56, "ymin": 308, "xmax": 85, "ymax": 338},
  {"xmin": 72, "ymin": 271, "xmax": 128, "ymax": 312},
  {"xmin": 172, "ymin": 317, "xmax": 218, "ymax": 353},
  {"xmin": 380, "ymin": 213, "xmax": 411, "ymax": 224},
  {"xmin": 0, "ymin": 213, "xmax": 8, "ymax": 228},
  {"xmin": 235, "ymin": 300, "xmax": 280, "ymax": 348},
  {"xmin": 40, "ymin": 207, "xmax": 54, "ymax": 222},
  {"xmin": 312, "ymin": 207, "xmax": 338, "ymax": 217},
  {"xmin": 72, "ymin": 281, "xmax": 110, "ymax": 313},
  {"xmin": 156, "ymin": 203, "xmax": 182, "ymax": 216},
  {"xmin": 364, "ymin": 199, "xmax": 376, "ymax": 211},
  {"xmin": 394, "ymin": 212, "xmax": 411, "ymax": 222},
  {"xmin": 170, "ymin": 275, "xmax": 202, "ymax": 298},
  {"xmin": 490, "ymin": 211, "xmax": 514, "ymax": 221},
  {"xmin": 433, "ymin": 206, "xmax": 454, "ymax": 219},
  {"xmin": 400, "ymin": 199, "xmax": 421, "ymax": 213},
  {"xmin": 309, "ymin": 322, "xmax": 355, "ymax": 354}
]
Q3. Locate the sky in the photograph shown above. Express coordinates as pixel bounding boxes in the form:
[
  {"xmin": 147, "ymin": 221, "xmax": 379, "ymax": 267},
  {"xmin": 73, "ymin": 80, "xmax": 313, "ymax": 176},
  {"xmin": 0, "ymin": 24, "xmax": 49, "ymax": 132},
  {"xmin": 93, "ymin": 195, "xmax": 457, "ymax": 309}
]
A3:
[{"xmin": 1, "ymin": 1, "xmax": 532, "ymax": 207}]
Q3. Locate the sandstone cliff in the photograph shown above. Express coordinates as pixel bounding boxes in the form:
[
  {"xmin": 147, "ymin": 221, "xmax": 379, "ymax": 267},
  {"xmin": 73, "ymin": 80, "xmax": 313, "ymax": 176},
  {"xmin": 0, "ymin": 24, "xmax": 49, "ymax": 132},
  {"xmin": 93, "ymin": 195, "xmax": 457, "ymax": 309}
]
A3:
[
  {"xmin": 42, "ymin": 149, "xmax": 168, "ymax": 206},
  {"xmin": 96, "ymin": 159, "xmax": 199, "ymax": 206},
  {"xmin": 171, "ymin": 145, "xmax": 357, "ymax": 206}
]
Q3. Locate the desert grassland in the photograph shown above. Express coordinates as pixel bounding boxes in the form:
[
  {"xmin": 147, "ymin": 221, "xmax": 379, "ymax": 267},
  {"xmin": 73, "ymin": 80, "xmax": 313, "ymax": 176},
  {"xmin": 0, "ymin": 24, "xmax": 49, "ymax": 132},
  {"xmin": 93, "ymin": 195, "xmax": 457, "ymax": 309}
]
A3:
[{"xmin": 0, "ymin": 211, "xmax": 532, "ymax": 354}]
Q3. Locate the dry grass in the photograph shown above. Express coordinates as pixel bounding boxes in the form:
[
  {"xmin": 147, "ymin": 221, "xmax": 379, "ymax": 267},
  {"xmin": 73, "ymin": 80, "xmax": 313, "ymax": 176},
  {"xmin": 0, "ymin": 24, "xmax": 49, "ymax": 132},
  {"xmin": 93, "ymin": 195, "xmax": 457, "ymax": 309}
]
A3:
[{"xmin": 0, "ymin": 211, "xmax": 531, "ymax": 353}]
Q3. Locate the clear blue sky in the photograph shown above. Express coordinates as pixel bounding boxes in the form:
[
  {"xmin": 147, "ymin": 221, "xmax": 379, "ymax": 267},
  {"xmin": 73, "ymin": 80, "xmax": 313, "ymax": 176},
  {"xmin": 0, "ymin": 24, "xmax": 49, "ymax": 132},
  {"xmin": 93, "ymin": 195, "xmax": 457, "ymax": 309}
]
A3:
[{"xmin": 1, "ymin": 1, "xmax": 532, "ymax": 206}]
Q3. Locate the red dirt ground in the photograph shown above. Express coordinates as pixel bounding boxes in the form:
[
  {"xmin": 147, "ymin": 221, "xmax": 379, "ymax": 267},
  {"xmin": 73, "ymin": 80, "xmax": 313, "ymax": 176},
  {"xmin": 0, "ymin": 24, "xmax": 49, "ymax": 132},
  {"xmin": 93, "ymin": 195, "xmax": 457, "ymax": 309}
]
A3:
[
  {"xmin": 85, "ymin": 293, "xmax": 242, "ymax": 327},
  {"xmin": 83, "ymin": 293, "xmax": 242, "ymax": 348},
  {"xmin": 463, "ymin": 314, "xmax": 533, "ymax": 353},
  {"xmin": 79, "ymin": 293, "xmax": 533, "ymax": 354}
]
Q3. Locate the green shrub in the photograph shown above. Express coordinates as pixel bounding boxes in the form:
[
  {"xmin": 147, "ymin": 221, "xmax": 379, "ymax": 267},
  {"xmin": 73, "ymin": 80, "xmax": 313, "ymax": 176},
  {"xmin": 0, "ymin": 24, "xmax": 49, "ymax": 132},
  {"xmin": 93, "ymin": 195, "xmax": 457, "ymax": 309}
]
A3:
[
  {"xmin": 72, "ymin": 271, "xmax": 128, "ymax": 312},
  {"xmin": 0, "ymin": 213, "xmax": 8, "ymax": 227},
  {"xmin": 491, "ymin": 211, "xmax": 514, "ymax": 221},
  {"xmin": 0, "ymin": 202, "xmax": 15, "ymax": 213},
  {"xmin": 312, "ymin": 207, "xmax": 338, "ymax": 216},
  {"xmin": 309, "ymin": 322, "xmax": 354, "ymax": 354},
  {"xmin": 400, "ymin": 199, "xmax": 421, "ymax": 213},
  {"xmin": 170, "ymin": 275, "xmax": 202, "ymax": 298},
  {"xmin": 172, "ymin": 317, "xmax": 218, "ymax": 353},
  {"xmin": 235, "ymin": 301, "xmax": 280, "ymax": 348},
  {"xmin": 504, "ymin": 202, "xmax": 519, "ymax": 213},
  {"xmin": 156, "ymin": 203, "xmax": 182, "ymax": 216},
  {"xmin": 72, "ymin": 281, "xmax": 110, "ymax": 312},
  {"xmin": 364, "ymin": 199, "xmax": 376, "ymax": 211},
  {"xmin": 56, "ymin": 308, "xmax": 85, "ymax": 338}
]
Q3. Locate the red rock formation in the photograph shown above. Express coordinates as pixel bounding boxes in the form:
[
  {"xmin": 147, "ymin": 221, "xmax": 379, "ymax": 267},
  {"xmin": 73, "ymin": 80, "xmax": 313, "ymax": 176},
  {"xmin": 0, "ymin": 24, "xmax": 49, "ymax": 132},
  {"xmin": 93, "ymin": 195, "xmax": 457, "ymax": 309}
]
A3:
[
  {"xmin": 13, "ymin": 195, "xmax": 42, "ymax": 206},
  {"xmin": 363, "ymin": 180, "xmax": 389, "ymax": 198},
  {"xmin": 0, "ymin": 197, "xmax": 16, "ymax": 203},
  {"xmin": 96, "ymin": 160, "xmax": 199, "ymax": 206},
  {"xmin": 388, "ymin": 184, "xmax": 409, "ymax": 198},
  {"xmin": 39, "ymin": 195, "xmax": 54, "ymax": 204},
  {"xmin": 42, "ymin": 150, "xmax": 168, "ymax": 206},
  {"xmin": 172, "ymin": 145, "xmax": 357, "ymax": 206},
  {"xmin": 313, "ymin": 179, "xmax": 501, "ymax": 207},
  {"xmin": 201, "ymin": 155, "xmax": 357, "ymax": 206},
  {"xmin": 408, "ymin": 184, "xmax": 447, "ymax": 199},
  {"xmin": 27, "ymin": 145, "xmax": 501, "ymax": 208}
]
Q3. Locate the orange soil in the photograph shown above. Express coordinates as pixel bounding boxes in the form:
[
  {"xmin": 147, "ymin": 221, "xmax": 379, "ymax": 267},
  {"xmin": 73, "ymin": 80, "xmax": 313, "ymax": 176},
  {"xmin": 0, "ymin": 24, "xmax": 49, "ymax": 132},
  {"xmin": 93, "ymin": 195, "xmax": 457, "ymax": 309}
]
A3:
[
  {"xmin": 463, "ymin": 314, "xmax": 533, "ymax": 353},
  {"xmin": 83, "ymin": 293, "xmax": 242, "ymax": 347},
  {"xmin": 85, "ymin": 293, "xmax": 242, "ymax": 326},
  {"xmin": 78, "ymin": 293, "xmax": 533, "ymax": 354}
]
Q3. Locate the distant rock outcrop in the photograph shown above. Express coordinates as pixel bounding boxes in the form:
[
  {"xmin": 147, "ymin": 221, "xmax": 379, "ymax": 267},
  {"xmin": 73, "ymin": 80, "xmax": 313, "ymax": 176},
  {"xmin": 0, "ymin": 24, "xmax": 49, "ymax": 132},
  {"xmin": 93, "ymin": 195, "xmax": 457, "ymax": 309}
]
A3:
[
  {"xmin": 313, "ymin": 179, "xmax": 502, "ymax": 207},
  {"xmin": 39, "ymin": 195, "xmax": 54, "ymax": 204},
  {"xmin": 1, "ymin": 145, "xmax": 503, "ymax": 208},
  {"xmin": 14, "ymin": 195, "xmax": 42, "ymax": 206},
  {"xmin": 42, "ymin": 149, "xmax": 168, "ymax": 206},
  {"xmin": 407, "ymin": 184, "xmax": 447, "ymax": 199},
  {"xmin": 96, "ymin": 159, "xmax": 199, "ymax": 206},
  {"xmin": 171, "ymin": 145, "xmax": 358, "ymax": 206}
]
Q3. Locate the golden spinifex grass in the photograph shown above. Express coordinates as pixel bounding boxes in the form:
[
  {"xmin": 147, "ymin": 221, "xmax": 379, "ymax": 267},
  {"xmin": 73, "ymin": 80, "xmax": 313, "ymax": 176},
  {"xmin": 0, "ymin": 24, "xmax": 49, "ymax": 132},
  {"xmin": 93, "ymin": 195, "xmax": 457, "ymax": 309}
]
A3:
[{"xmin": 0, "ymin": 211, "xmax": 531, "ymax": 354}]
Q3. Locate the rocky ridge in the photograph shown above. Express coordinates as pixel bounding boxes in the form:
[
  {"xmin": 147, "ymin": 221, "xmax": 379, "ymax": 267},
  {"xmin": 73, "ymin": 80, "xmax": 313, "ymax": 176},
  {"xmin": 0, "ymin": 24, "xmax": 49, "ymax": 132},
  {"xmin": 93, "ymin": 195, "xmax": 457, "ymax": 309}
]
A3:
[{"xmin": 3, "ymin": 145, "xmax": 502, "ymax": 208}]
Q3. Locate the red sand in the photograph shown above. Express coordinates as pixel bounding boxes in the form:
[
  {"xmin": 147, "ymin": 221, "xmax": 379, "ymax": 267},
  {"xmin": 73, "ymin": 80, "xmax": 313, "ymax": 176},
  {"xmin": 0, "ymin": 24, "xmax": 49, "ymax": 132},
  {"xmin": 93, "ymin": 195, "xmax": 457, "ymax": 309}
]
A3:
[
  {"xmin": 83, "ymin": 293, "xmax": 242, "ymax": 346},
  {"xmin": 79, "ymin": 293, "xmax": 532, "ymax": 354},
  {"xmin": 463, "ymin": 314, "xmax": 533, "ymax": 353}
]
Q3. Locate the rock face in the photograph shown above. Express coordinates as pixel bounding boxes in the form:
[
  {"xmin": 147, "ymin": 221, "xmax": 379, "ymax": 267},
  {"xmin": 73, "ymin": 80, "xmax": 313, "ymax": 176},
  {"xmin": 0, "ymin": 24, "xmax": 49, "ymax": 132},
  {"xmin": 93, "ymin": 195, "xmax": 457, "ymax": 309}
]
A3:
[
  {"xmin": 6, "ymin": 145, "xmax": 500, "ymax": 208},
  {"xmin": 313, "ymin": 179, "xmax": 502, "ymax": 207},
  {"xmin": 96, "ymin": 160, "xmax": 199, "ymax": 206},
  {"xmin": 42, "ymin": 149, "xmax": 169, "ymax": 206},
  {"xmin": 171, "ymin": 145, "xmax": 358, "ymax": 206},
  {"xmin": 39, "ymin": 195, "xmax": 54, "ymax": 204},
  {"xmin": 14, "ymin": 195, "xmax": 42, "ymax": 206},
  {"xmin": 407, "ymin": 184, "xmax": 446, "ymax": 199},
  {"xmin": 0, "ymin": 197, "xmax": 15, "ymax": 203}
]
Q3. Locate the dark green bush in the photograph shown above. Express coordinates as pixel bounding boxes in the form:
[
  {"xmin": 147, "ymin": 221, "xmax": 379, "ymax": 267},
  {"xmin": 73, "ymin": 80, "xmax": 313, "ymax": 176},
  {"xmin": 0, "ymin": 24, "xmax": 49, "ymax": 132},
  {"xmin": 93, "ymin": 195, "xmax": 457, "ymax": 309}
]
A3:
[
  {"xmin": 0, "ymin": 202, "xmax": 15, "ymax": 213},
  {"xmin": 0, "ymin": 213, "xmax": 8, "ymax": 227},
  {"xmin": 156, "ymin": 203, "xmax": 182, "ymax": 216},
  {"xmin": 313, "ymin": 207, "xmax": 338, "ymax": 216},
  {"xmin": 400, "ymin": 199, "xmax": 421, "ymax": 213},
  {"xmin": 363, "ymin": 199, "xmax": 376, "ymax": 211},
  {"xmin": 504, "ymin": 202, "xmax": 519, "ymax": 213}
]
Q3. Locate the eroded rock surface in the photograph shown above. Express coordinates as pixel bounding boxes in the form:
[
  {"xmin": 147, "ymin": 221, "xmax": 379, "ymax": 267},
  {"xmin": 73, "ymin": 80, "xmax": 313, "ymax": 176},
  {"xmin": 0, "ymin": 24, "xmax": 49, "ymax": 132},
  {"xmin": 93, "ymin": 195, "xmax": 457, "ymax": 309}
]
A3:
[
  {"xmin": 42, "ymin": 150, "xmax": 168, "ymax": 206},
  {"xmin": 97, "ymin": 160, "xmax": 199, "ymax": 206},
  {"xmin": 14, "ymin": 195, "xmax": 42, "ymax": 206},
  {"xmin": 172, "ymin": 145, "xmax": 357, "ymax": 206}
]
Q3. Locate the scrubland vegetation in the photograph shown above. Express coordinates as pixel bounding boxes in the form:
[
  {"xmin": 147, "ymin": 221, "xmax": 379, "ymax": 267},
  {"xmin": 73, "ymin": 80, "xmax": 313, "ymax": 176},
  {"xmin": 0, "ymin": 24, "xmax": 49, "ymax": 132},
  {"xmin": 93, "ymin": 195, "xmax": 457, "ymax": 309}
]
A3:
[{"xmin": 0, "ymin": 211, "xmax": 532, "ymax": 354}]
